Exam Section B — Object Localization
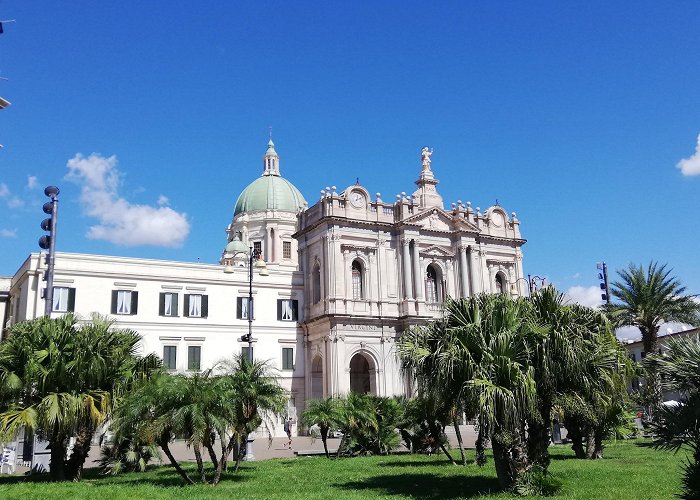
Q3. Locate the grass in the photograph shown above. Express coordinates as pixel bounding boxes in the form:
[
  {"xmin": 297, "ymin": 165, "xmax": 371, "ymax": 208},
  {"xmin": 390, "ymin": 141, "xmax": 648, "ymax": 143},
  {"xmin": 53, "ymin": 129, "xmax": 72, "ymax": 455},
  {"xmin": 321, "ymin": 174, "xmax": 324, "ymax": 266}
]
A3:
[{"xmin": 0, "ymin": 440, "xmax": 685, "ymax": 499}]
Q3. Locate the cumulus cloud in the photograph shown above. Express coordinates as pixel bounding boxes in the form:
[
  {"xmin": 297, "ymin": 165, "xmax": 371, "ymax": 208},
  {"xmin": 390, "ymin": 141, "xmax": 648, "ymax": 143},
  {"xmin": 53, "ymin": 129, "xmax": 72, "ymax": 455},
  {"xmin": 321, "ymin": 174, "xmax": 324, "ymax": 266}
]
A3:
[
  {"xmin": 564, "ymin": 285, "xmax": 604, "ymax": 308},
  {"xmin": 65, "ymin": 153, "xmax": 190, "ymax": 247},
  {"xmin": 0, "ymin": 183, "xmax": 24, "ymax": 208},
  {"xmin": 157, "ymin": 195, "xmax": 169, "ymax": 206},
  {"xmin": 27, "ymin": 175, "xmax": 39, "ymax": 189},
  {"xmin": 0, "ymin": 228, "xmax": 17, "ymax": 238},
  {"xmin": 677, "ymin": 134, "xmax": 700, "ymax": 176}
]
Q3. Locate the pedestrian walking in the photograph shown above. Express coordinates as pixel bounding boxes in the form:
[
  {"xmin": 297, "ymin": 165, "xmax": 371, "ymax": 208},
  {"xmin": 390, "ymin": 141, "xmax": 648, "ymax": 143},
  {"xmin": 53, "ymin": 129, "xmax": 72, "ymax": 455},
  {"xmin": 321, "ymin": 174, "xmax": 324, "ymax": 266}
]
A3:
[{"xmin": 284, "ymin": 417, "xmax": 294, "ymax": 449}]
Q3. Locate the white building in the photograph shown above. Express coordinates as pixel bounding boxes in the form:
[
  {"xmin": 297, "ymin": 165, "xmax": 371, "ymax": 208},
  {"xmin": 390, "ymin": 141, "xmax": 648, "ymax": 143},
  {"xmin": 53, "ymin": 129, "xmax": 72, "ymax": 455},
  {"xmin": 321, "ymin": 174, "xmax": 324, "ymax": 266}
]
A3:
[{"xmin": 1, "ymin": 140, "xmax": 527, "ymax": 424}]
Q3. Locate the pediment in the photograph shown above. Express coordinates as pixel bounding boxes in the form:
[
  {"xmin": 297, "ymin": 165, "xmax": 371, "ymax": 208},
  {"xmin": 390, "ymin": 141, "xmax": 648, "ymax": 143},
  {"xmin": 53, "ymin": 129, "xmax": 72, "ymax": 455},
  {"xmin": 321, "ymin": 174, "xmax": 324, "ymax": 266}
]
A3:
[
  {"xmin": 402, "ymin": 207, "xmax": 479, "ymax": 232},
  {"xmin": 420, "ymin": 245, "xmax": 454, "ymax": 258}
]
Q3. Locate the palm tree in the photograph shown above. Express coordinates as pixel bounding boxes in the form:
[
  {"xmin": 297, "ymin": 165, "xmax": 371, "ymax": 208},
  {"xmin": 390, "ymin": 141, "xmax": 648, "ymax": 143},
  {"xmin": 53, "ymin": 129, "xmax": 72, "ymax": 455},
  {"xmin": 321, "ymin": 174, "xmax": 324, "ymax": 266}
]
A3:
[
  {"xmin": 302, "ymin": 397, "xmax": 343, "ymax": 458},
  {"xmin": 211, "ymin": 355, "xmax": 286, "ymax": 480},
  {"xmin": 115, "ymin": 355, "xmax": 286, "ymax": 485},
  {"xmin": 0, "ymin": 314, "xmax": 157, "ymax": 481},
  {"xmin": 609, "ymin": 262, "xmax": 700, "ymax": 356},
  {"xmin": 526, "ymin": 290, "xmax": 630, "ymax": 464},
  {"xmin": 646, "ymin": 334, "xmax": 700, "ymax": 499},
  {"xmin": 399, "ymin": 294, "xmax": 536, "ymax": 490}
]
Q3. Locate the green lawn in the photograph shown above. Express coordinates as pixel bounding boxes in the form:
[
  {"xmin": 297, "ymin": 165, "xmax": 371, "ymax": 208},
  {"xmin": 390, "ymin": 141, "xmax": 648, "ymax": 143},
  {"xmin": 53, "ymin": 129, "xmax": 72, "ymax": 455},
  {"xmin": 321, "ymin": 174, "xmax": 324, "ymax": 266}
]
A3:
[{"xmin": 0, "ymin": 440, "xmax": 685, "ymax": 499}]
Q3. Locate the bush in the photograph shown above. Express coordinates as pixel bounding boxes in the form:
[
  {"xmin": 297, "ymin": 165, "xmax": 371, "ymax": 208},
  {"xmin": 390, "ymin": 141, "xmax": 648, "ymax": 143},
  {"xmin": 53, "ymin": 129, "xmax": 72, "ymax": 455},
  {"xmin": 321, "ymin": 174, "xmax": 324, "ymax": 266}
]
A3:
[{"xmin": 513, "ymin": 465, "xmax": 562, "ymax": 497}]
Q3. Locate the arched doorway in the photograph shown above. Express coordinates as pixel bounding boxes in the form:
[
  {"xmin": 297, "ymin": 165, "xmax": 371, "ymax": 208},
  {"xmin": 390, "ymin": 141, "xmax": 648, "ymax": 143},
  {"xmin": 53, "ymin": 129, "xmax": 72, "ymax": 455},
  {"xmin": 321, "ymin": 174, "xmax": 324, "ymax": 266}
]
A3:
[
  {"xmin": 349, "ymin": 352, "xmax": 376, "ymax": 395},
  {"xmin": 311, "ymin": 356, "xmax": 323, "ymax": 399}
]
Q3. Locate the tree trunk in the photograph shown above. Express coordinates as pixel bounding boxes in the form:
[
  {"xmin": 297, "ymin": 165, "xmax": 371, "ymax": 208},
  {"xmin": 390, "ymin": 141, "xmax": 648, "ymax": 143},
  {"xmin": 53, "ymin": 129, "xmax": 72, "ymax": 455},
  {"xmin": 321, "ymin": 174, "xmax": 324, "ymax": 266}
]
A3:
[
  {"xmin": 428, "ymin": 421, "xmax": 456, "ymax": 465},
  {"xmin": 204, "ymin": 431, "xmax": 219, "ymax": 469},
  {"xmin": 336, "ymin": 431, "xmax": 347, "ymax": 458},
  {"xmin": 66, "ymin": 426, "xmax": 94, "ymax": 481},
  {"xmin": 475, "ymin": 421, "xmax": 488, "ymax": 466},
  {"xmin": 193, "ymin": 443, "xmax": 206, "ymax": 483},
  {"xmin": 212, "ymin": 430, "xmax": 232, "ymax": 485},
  {"xmin": 320, "ymin": 427, "xmax": 330, "ymax": 459},
  {"xmin": 527, "ymin": 406, "xmax": 551, "ymax": 467},
  {"xmin": 585, "ymin": 428, "xmax": 596, "ymax": 459},
  {"xmin": 159, "ymin": 438, "xmax": 194, "ymax": 485},
  {"xmin": 592, "ymin": 428, "xmax": 604, "ymax": 459},
  {"xmin": 527, "ymin": 420, "xmax": 551, "ymax": 466},
  {"xmin": 48, "ymin": 439, "xmax": 68, "ymax": 482},
  {"xmin": 453, "ymin": 418, "xmax": 467, "ymax": 466},
  {"xmin": 492, "ymin": 431, "xmax": 529, "ymax": 491}
]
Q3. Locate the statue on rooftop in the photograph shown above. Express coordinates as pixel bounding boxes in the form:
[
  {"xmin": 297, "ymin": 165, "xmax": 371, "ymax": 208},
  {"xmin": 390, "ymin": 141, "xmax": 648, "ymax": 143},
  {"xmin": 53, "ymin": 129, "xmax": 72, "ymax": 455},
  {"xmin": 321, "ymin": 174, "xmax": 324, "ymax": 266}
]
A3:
[{"xmin": 421, "ymin": 146, "xmax": 433, "ymax": 171}]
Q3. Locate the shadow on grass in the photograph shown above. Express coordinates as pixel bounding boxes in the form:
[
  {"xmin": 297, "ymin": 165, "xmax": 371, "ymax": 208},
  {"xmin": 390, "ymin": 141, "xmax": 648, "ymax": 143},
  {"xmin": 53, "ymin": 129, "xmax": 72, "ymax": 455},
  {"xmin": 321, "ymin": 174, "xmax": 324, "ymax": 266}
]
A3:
[
  {"xmin": 378, "ymin": 459, "xmax": 477, "ymax": 468},
  {"xmin": 0, "ymin": 464, "xmax": 251, "ymax": 489},
  {"xmin": 335, "ymin": 473, "xmax": 501, "ymax": 499}
]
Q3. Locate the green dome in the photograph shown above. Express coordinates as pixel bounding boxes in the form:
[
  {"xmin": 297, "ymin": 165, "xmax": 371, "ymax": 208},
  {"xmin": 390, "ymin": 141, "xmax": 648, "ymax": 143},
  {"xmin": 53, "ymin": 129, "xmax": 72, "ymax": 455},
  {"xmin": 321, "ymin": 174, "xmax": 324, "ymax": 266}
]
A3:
[
  {"xmin": 225, "ymin": 237, "xmax": 249, "ymax": 255},
  {"xmin": 234, "ymin": 175, "xmax": 307, "ymax": 217}
]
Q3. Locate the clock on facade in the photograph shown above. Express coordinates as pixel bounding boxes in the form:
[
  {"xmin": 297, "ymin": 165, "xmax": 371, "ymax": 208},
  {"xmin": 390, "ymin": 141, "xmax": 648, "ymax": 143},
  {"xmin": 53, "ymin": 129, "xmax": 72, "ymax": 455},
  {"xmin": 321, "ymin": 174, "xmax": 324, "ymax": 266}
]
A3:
[{"xmin": 349, "ymin": 190, "xmax": 366, "ymax": 208}]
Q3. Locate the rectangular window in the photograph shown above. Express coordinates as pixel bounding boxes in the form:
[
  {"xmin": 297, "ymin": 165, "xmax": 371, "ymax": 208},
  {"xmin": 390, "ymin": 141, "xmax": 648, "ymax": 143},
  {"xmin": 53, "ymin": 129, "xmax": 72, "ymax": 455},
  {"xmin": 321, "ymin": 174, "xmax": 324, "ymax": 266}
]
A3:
[
  {"xmin": 159, "ymin": 292, "xmax": 179, "ymax": 317},
  {"xmin": 188, "ymin": 346, "xmax": 201, "ymax": 371},
  {"xmin": 111, "ymin": 290, "xmax": 138, "ymax": 315},
  {"xmin": 163, "ymin": 346, "xmax": 177, "ymax": 370},
  {"xmin": 253, "ymin": 241, "xmax": 262, "ymax": 255},
  {"xmin": 237, "ymin": 297, "xmax": 254, "ymax": 320},
  {"xmin": 184, "ymin": 294, "xmax": 208, "ymax": 318},
  {"xmin": 277, "ymin": 299, "xmax": 298, "ymax": 321},
  {"xmin": 283, "ymin": 241, "xmax": 292, "ymax": 260},
  {"xmin": 282, "ymin": 347, "xmax": 294, "ymax": 370},
  {"xmin": 52, "ymin": 287, "xmax": 75, "ymax": 312},
  {"xmin": 241, "ymin": 346, "xmax": 251, "ymax": 360}
]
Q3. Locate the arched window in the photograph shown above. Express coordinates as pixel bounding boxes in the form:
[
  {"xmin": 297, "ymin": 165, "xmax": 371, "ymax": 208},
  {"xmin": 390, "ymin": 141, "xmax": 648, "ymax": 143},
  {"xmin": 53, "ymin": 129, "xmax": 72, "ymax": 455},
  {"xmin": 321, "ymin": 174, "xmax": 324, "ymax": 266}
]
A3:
[
  {"xmin": 426, "ymin": 265, "xmax": 439, "ymax": 303},
  {"xmin": 313, "ymin": 264, "xmax": 321, "ymax": 304},
  {"xmin": 495, "ymin": 273, "xmax": 505, "ymax": 294},
  {"xmin": 351, "ymin": 260, "xmax": 364, "ymax": 300}
]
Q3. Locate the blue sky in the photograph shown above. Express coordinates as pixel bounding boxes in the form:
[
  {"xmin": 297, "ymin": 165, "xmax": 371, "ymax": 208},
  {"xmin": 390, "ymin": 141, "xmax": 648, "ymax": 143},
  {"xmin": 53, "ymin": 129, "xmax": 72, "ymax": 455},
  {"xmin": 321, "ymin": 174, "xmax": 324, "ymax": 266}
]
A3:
[{"xmin": 1, "ymin": 1, "xmax": 699, "ymax": 307}]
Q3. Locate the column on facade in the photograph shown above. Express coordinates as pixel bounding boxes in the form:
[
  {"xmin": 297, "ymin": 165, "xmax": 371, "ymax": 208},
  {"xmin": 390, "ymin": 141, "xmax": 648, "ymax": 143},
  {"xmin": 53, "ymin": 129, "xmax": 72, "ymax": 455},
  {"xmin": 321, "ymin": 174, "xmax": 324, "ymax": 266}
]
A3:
[
  {"xmin": 469, "ymin": 245, "xmax": 480, "ymax": 294},
  {"xmin": 401, "ymin": 238, "xmax": 413, "ymax": 300},
  {"xmin": 459, "ymin": 246, "xmax": 470, "ymax": 297},
  {"xmin": 412, "ymin": 241, "xmax": 424, "ymax": 301}
]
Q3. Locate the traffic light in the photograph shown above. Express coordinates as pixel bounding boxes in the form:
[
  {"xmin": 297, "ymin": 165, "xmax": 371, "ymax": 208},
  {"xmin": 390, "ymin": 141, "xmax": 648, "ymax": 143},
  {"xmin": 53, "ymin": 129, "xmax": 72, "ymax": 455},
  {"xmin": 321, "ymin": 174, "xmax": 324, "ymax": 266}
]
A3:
[
  {"xmin": 39, "ymin": 186, "xmax": 59, "ymax": 316},
  {"xmin": 596, "ymin": 262, "xmax": 610, "ymax": 304}
]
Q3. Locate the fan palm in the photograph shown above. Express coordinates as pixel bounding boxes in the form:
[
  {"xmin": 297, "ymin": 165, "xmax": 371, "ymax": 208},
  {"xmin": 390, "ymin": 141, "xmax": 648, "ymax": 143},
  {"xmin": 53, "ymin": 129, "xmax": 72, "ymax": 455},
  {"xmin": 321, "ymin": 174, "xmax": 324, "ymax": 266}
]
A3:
[
  {"xmin": 0, "ymin": 314, "xmax": 157, "ymax": 481},
  {"xmin": 609, "ymin": 262, "xmax": 700, "ymax": 355},
  {"xmin": 302, "ymin": 397, "xmax": 343, "ymax": 458},
  {"xmin": 399, "ymin": 293, "xmax": 536, "ymax": 489},
  {"xmin": 646, "ymin": 335, "xmax": 700, "ymax": 499}
]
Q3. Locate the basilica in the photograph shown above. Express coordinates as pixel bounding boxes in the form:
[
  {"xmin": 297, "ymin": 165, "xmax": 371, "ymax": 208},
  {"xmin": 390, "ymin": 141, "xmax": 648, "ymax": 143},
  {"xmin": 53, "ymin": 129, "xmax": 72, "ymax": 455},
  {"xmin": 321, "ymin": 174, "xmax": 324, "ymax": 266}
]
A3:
[{"xmin": 1, "ymin": 139, "xmax": 526, "ymax": 427}]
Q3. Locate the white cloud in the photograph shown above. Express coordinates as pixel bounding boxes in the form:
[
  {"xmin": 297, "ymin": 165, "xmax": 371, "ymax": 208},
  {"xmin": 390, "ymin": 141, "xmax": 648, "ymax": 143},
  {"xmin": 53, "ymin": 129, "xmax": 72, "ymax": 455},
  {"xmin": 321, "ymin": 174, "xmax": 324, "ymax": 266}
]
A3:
[
  {"xmin": 65, "ymin": 153, "xmax": 190, "ymax": 247},
  {"xmin": 0, "ymin": 184, "xmax": 24, "ymax": 208},
  {"xmin": 572, "ymin": 272, "xmax": 581, "ymax": 279},
  {"xmin": 27, "ymin": 175, "xmax": 39, "ymax": 190},
  {"xmin": 564, "ymin": 285, "xmax": 604, "ymax": 308},
  {"xmin": 7, "ymin": 197, "xmax": 24, "ymax": 209},
  {"xmin": 677, "ymin": 134, "xmax": 700, "ymax": 176},
  {"xmin": 0, "ymin": 228, "xmax": 17, "ymax": 238},
  {"xmin": 157, "ymin": 195, "xmax": 169, "ymax": 206}
]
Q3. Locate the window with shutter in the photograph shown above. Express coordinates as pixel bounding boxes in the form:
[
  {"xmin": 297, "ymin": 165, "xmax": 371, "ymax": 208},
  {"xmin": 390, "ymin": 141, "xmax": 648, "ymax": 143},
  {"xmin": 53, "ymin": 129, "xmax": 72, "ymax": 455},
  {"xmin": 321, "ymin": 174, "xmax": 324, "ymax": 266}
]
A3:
[
  {"xmin": 163, "ymin": 346, "xmax": 177, "ymax": 370},
  {"xmin": 160, "ymin": 292, "xmax": 179, "ymax": 317},
  {"xmin": 278, "ymin": 299, "xmax": 298, "ymax": 321},
  {"xmin": 188, "ymin": 346, "xmax": 201, "ymax": 371},
  {"xmin": 52, "ymin": 287, "xmax": 75, "ymax": 312},
  {"xmin": 282, "ymin": 347, "xmax": 294, "ymax": 370}
]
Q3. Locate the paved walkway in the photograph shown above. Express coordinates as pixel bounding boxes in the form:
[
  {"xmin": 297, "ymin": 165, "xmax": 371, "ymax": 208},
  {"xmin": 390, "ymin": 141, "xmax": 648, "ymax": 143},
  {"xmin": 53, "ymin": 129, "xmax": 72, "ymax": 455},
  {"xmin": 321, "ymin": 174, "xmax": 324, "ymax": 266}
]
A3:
[{"xmin": 1, "ymin": 425, "xmax": 485, "ymax": 476}]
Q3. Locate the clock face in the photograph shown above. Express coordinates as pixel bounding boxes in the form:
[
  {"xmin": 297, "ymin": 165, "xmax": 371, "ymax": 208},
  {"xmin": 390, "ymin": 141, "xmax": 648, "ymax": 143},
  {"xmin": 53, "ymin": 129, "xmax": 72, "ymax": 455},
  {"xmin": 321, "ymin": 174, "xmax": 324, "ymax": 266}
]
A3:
[{"xmin": 350, "ymin": 191, "xmax": 366, "ymax": 208}]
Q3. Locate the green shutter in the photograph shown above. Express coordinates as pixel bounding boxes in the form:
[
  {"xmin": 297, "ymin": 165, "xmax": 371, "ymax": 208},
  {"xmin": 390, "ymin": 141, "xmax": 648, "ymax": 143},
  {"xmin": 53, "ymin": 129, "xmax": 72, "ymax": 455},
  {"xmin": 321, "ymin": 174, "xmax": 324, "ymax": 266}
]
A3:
[
  {"xmin": 67, "ymin": 288, "xmax": 76, "ymax": 312},
  {"xmin": 201, "ymin": 295, "xmax": 208, "ymax": 318},
  {"xmin": 130, "ymin": 291, "xmax": 138, "ymax": 315}
]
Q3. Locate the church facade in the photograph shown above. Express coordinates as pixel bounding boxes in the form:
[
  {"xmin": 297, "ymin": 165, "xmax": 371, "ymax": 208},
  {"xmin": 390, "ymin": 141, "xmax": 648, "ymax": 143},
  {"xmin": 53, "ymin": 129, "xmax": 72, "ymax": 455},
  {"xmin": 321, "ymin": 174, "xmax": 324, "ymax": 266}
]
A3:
[{"xmin": 1, "ymin": 140, "xmax": 526, "ymax": 426}]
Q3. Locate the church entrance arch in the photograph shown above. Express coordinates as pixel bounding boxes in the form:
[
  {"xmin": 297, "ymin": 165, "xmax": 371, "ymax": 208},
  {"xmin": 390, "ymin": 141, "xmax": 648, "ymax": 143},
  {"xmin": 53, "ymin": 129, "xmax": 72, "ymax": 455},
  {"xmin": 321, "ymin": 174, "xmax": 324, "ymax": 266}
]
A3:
[
  {"xmin": 349, "ymin": 352, "xmax": 377, "ymax": 395},
  {"xmin": 311, "ymin": 356, "xmax": 324, "ymax": 399}
]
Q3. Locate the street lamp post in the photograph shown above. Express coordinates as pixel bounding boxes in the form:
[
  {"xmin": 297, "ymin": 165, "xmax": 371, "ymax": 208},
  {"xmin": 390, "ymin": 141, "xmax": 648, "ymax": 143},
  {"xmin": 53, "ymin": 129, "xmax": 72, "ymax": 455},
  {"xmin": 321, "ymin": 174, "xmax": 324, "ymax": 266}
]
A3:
[
  {"xmin": 512, "ymin": 274, "xmax": 547, "ymax": 295},
  {"xmin": 223, "ymin": 243, "xmax": 268, "ymax": 462},
  {"xmin": 224, "ymin": 246, "xmax": 268, "ymax": 363}
]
